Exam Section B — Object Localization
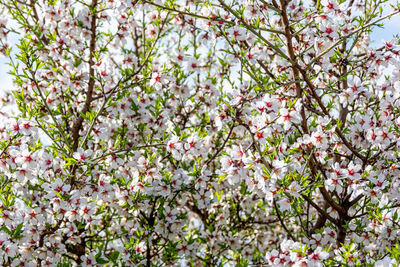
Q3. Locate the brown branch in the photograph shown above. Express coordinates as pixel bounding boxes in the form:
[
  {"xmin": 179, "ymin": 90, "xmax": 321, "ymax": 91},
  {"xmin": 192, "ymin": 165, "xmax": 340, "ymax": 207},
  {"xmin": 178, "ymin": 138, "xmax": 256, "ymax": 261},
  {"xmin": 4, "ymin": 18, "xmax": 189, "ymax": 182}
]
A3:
[
  {"xmin": 71, "ymin": 0, "xmax": 98, "ymax": 152},
  {"xmin": 319, "ymin": 186, "xmax": 345, "ymax": 216},
  {"xmin": 279, "ymin": 0, "xmax": 308, "ymax": 133},
  {"xmin": 273, "ymin": 199, "xmax": 296, "ymax": 241},
  {"xmin": 256, "ymin": 59, "xmax": 282, "ymax": 86},
  {"xmin": 187, "ymin": 202, "xmax": 208, "ymax": 226},
  {"xmin": 301, "ymin": 194, "xmax": 338, "ymax": 226},
  {"xmin": 348, "ymin": 194, "xmax": 364, "ymax": 207},
  {"xmin": 206, "ymin": 124, "xmax": 235, "ymax": 165}
]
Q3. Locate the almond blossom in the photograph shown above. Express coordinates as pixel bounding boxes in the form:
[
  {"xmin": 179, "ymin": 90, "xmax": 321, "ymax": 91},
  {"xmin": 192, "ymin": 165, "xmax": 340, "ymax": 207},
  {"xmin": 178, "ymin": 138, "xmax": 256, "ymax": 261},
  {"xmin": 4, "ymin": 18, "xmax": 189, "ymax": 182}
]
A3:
[{"xmin": 0, "ymin": 0, "xmax": 398, "ymax": 266}]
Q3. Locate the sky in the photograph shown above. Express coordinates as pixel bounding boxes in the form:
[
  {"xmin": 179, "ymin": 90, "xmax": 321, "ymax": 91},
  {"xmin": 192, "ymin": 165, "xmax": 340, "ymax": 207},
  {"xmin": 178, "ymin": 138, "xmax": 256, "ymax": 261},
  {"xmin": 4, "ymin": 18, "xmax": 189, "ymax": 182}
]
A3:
[
  {"xmin": 0, "ymin": 3, "xmax": 400, "ymax": 100},
  {"xmin": 370, "ymin": 9, "xmax": 400, "ymax": 43}
]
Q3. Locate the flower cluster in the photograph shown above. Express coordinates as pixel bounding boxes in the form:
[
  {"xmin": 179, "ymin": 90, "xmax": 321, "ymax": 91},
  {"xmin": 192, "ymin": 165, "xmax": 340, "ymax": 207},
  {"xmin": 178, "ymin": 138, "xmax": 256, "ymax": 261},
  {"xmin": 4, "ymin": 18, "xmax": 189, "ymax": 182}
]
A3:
[{"xmin": 0, "ymin": 0, "xmax": 399, "ymax": 266}]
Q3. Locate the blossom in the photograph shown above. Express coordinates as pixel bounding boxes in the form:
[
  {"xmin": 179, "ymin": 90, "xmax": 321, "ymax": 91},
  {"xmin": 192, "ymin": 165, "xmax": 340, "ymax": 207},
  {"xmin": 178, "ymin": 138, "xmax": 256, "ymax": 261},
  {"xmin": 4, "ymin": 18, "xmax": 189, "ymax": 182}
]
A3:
[
  {"xmin": 4, "ymin": 242, "xmax": 17, "ymax": 260},
  {"xmin": 288, "ymin": 181, "xmax": 301, "ymax": 198},
  {"xmin": 277, "ymin": 108, "xmax": 300, "ymax": 131},
  {"xmin": 0, "ymin": 0, "xmax": 400, "ymax": 266},
  {"xmin": 277, "ymin": 198, "xmax": 291, "ymax": 212},
  {"xmin": 309, "ymin": 247, "xmax": 329, "ymax": 265},
  {"xmin": 73, "ymin": 148, "xmax": 93, "ymax": 163},
  {"xmin": 43, "ymin": 178, "xmax": 71, "ymax": 198}
]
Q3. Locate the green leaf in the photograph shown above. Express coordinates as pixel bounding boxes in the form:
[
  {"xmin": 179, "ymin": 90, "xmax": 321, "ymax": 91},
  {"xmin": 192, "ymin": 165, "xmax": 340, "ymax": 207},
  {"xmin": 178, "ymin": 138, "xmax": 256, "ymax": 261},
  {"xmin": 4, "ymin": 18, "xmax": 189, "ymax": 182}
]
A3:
[
  {"xmin": 63, "ymin": 158, "xmax": 77, "ymax": 167},
  {"xmin": 106, "ymin": 251, "xmax": 120, "ymax": 262},
  {"xmin": 96, "ymin": 257, "xmax": 109, "ymax": 264},
  {"xmin": 1, "ymin": 226, "xmax": 12, "ymax": 236},
  {"xmin": 13, "ymin": 223, "xmax": 23, "ymax": 238}
]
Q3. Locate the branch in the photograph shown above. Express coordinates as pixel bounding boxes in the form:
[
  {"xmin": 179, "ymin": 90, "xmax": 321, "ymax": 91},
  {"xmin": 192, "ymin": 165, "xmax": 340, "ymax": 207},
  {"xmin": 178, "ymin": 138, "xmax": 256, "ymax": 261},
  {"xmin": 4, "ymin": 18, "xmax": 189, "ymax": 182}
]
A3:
[
  {"xmin": 301, "ymin": 194, "xmax": 338, "ymax": 226},
  {"xmin": 71, "ymin": 0, "xmax": 98, "ymax": 152},
  {"xmin": 206, "ymin": 124, "xmax": 235, "ymax": 165},
  {"xmin": 273, "ymin": 198, "xmax": 296, "ymax": 241},
  {"xmin": 306, "ymin": 10, "xmax": 400, "ymax": 70}
]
